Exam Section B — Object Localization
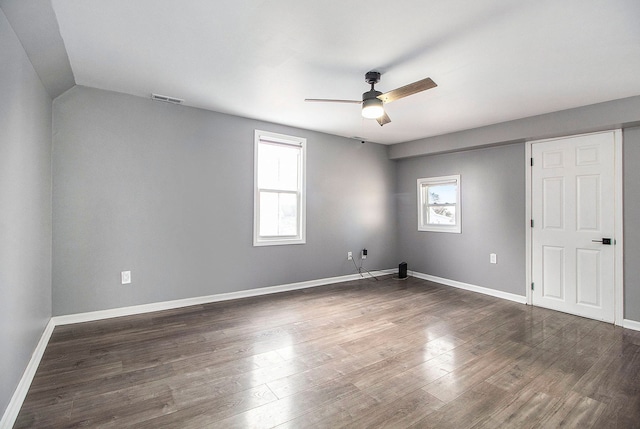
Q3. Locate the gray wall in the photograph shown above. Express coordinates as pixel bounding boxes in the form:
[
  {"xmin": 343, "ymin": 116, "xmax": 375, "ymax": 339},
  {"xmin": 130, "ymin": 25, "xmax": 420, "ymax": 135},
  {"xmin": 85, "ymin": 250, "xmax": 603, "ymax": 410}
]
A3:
[
  {"xmin": 50, "ymin": 86, "xmax": 640, "ymax": 320},
  {"xmin": 395, "ymin": 130, "xmax": 640, "ymax": 322},
  {"xmin": 52, "ymin": 86, "xmax": 397, "ymax": 315},
  {"xmin": 0, "ymin": 8, "xmax": 52, "ymax": 415},
  {"xmin": 395, "ymin": 144, "xmax": 526, "ymax": 297},
  {"xmin": 624, "ymin": 126, "xmax": 640, "ymax": 322}
]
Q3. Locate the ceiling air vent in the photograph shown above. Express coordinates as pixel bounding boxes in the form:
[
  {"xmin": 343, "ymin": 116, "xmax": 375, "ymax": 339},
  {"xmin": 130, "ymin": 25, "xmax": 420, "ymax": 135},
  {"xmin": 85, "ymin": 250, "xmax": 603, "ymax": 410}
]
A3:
[{"xmin": 151, "ymin": 93, "xmax": 184, "ymax": 104}]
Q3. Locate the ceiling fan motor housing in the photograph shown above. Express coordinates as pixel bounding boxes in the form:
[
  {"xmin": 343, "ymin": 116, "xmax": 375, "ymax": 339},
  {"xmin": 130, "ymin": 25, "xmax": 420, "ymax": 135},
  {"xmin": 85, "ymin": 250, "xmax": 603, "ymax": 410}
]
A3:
[{"xmin": 363, "ymin": 89, "xmax": 382, "ymax": 101}]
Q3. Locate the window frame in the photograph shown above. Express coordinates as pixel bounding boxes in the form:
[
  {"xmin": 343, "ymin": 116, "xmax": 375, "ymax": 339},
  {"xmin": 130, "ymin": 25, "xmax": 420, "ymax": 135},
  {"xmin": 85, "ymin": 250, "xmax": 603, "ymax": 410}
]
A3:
[
  {"xmin": 417, "ymin": 174, "xmax": 461, "ymax": 233},
  {"xmin": 253, "ymin": 130, "xmax": 306, "ymax": 246}
]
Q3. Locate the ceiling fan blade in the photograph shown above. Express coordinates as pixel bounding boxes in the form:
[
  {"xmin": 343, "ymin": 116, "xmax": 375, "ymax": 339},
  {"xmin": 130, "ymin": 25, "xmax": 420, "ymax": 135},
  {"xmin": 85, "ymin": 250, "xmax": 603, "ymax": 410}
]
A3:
[
  {"xmin": 378, "ymin": 77, "xmax": 437, "ymax": 104},
  {"xmin": 377, "ymin": 111, "xmax": 391, "ymax": 126},
  {"xmin": 305, "ymin": 98, "xmax": 362, "ymax": 104}
]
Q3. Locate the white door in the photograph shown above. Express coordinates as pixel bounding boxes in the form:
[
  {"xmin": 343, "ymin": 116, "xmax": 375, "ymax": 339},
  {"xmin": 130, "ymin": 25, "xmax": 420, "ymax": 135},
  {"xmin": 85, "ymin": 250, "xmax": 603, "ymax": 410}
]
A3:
[{"xmin": 531, "ymin": 131, "xmax": 617, "ymax": 322}]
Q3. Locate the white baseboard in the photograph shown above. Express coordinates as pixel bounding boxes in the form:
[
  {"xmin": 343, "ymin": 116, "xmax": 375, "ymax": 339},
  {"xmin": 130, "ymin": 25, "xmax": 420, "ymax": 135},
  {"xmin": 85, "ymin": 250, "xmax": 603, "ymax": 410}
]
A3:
[
  {"xmin": 410, "ymin": 271, "xmax": 527, "ymax": 304},
  {"xmin": 623, "ymin": 319, "xmax": 640, "ymax": 332},
  {"xmin": 53, "ymin": 270, "xmax": 394, "ymax": 326},
  {"xmin": 0, "ymin": 319, "xmax": 55, "ymax": 429}
]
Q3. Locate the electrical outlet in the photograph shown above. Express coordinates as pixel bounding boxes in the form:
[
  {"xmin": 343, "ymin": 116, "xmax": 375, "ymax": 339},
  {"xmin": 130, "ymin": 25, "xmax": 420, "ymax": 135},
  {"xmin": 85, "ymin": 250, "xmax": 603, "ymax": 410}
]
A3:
[
  {"xmin": 490, "ymin": 253, "xmax": 497, "ymax": 264},
  {"xmin": 347, "ymin": 251, "xmax": 353, "ymax": 260},
  {"xmin": 121, "ymin": 270, "xmax": 131, "ymax": 284},
  {"xmin": 362, "ymin": 248, "xmax": 367, "ymax": 259}
]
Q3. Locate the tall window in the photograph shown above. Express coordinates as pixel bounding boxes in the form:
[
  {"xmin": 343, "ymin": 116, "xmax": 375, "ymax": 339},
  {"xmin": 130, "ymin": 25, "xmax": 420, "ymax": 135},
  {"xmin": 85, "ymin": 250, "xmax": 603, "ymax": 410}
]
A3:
[
  {"xmin": 254, "ymin": 130, "xmax": 306, "ymax": 246},
  {"xmin": 417, "ymin": 175, "xmax": 461, "ymax": 233}
]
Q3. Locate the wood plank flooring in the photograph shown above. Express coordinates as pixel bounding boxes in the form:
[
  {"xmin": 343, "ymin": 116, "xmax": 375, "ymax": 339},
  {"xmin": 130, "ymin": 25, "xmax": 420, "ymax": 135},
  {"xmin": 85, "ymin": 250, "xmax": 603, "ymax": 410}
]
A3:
[{"xmin": 14, "ymin": 276, "xmax": 640, "ymax": 428}]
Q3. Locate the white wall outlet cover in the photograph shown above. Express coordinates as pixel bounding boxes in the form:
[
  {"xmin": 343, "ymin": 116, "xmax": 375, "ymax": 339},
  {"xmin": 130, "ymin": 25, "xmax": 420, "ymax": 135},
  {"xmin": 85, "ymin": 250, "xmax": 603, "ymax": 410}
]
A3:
[
  {"xmin": 121, "ymin": 271, "xmax": 131, "ymax": 284},
  {"xmin": 490, "ymin": 254, "xmax": 497, "ymax": 264},
  {"xmin": 347, "ymin": 252, "xmax": 353, "ymax": 260}
]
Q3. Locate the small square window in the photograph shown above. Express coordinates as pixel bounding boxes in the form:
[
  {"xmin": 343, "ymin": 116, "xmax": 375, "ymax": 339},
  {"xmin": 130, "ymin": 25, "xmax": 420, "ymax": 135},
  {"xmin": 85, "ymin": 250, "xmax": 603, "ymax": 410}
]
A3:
[{"xmin": 417, "ymin": 175, "xmax": 461, "ymax": 233}]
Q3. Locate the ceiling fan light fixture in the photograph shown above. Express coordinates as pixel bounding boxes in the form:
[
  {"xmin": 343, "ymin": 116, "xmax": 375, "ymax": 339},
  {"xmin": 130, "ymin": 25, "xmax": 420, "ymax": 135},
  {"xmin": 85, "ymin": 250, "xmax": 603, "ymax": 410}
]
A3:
[{"xmin": 362, "ymin": 97, "xmax": 384, "ymax": 119}]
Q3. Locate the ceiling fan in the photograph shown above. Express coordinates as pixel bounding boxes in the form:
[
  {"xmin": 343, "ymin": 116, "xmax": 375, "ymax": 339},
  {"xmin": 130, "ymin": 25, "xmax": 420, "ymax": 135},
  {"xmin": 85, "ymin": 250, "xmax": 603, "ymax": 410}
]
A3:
[{"xmin": 305, "ymin": 71, "xmax": 437, "ymax": 126}]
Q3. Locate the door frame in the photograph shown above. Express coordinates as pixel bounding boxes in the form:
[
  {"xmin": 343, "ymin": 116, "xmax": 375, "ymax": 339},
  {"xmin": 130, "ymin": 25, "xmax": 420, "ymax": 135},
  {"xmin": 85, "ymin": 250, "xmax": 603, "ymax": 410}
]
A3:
[{"xmin": 525, "ymin": 130, "xmax": 624, "ymax": 325}]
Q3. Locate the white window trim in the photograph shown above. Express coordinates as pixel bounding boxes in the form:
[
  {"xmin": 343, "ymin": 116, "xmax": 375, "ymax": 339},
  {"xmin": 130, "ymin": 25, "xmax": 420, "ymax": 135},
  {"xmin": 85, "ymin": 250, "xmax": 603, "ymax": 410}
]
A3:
[
  {"xmin": 417, "ymin": 174, "xmax": 461, "ymax": 233},
  {"xmin": 253, "ymin": 130, "xmax": 306, "ymax": 246}
]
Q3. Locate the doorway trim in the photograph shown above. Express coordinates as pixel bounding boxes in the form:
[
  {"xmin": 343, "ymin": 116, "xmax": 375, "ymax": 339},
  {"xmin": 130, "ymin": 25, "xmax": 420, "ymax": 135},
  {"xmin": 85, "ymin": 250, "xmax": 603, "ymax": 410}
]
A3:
[{"xmin": 525, "ymin": 130, "xmax": 624, "ymax": 325}]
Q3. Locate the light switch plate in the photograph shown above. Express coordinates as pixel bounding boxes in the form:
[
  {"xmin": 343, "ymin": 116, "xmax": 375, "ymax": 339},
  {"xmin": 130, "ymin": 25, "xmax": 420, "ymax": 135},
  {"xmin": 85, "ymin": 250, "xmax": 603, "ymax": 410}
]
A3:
[{"xmin": 121, "ymin": 270, "xmax": 131, "ymax": 284}]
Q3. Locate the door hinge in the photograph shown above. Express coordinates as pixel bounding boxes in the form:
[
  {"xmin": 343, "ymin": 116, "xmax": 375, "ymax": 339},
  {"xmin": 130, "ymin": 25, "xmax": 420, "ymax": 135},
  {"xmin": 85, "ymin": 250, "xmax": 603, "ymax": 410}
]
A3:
[
  {"xmin": 530, "ymin": 157, "xmax": 534, "ymax": 166},
  {"xmin": 531, "ymin": 282, "xmax": 534, "ymax": 291},
  {"xmin": 531, "ymin": 219, "xmax": 534, "ymax": 228}
]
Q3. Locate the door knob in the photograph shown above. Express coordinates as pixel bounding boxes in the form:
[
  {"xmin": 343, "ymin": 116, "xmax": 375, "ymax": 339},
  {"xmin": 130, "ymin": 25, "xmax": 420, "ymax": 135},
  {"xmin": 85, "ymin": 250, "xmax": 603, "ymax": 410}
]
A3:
[{"xmin": 592, "ymin": 238, "xmax": 612, "ymax": 245}]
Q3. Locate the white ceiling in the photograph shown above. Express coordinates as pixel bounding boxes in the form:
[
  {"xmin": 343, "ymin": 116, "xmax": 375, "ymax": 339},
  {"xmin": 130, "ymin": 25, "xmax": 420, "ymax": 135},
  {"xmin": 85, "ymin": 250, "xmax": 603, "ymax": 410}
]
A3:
[{"xmin": 50, "ymin": 0, "xmax": 640, "ymax": 144}]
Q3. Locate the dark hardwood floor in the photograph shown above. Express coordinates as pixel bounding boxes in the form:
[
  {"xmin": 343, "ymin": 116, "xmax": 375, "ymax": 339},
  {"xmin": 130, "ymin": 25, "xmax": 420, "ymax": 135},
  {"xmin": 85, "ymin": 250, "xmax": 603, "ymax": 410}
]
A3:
[{"xmin": 15, "ymin": 276, "xmax": 640, "ymax": 428}]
